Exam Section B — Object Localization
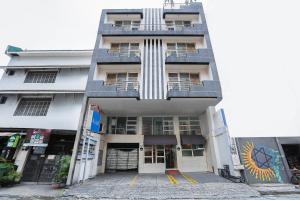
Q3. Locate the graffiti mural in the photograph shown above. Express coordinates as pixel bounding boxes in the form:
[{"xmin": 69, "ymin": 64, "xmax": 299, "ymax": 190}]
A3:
[{"xmin": 241, "ymin": 142, "xmax": 283, "ymax": 182}]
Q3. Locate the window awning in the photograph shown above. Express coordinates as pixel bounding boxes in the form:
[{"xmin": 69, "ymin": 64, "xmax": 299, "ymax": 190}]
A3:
[
  {"xmin": 181, "ymin": 135, "xmax": 206, "ymax": 145},
  {"xmin": 144, "ymin": 135, "xmax": 177, "ymax": 145}
]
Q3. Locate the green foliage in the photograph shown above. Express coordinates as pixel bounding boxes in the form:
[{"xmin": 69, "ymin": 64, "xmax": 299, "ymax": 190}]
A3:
[
  {"xmin": 0, "ymin": 157, "xmax": 21, "ymax": 186},
  {"xmin": 53, "ymin": 155, "xmax": 71, "ymax": 184}
]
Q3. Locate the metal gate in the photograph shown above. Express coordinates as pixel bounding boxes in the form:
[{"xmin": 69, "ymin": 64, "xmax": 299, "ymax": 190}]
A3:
[{"xmin": 105, "ymin": 148, "xmax": 138, "ymax": 172}]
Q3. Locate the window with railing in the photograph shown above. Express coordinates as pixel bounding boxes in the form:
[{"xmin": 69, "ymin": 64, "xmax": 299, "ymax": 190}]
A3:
[
  {"xmin": 14, "ymin": 98, "xmax": 51, "ymax": 116},
  {"xmin": 142, "ymin": 117, "xmax": 174, "ymax": 135},
  {"xmin": 24, "ymin": 71, "xmax": 57, "ymax": 83},
  {"xmin": 114, "ymin": 20, "xmax": 141, "ymax": 30},
  {"xmin": 106, "ymin": 73, "xmax": 139, "ymax": 91},
  {"xmin": 165, "ymin": 21, "xmax": 191, "ymax": 31},
  {"xmin": 179, "ymin": 117, "xmax": 201, "ymax": 135},
  {"xmin": 144, "ymin": 145, "xmax": 165, "ymax": 164},
  {"xmin": 108, "ymin": 117, "xmax": 137, "ymax": 135},
  {"xmin": 168, "ymin": 73, "xmax": 201, "ymax": 91},
  {"xmin": 110, "ymin": 43, "xmax": 140, "ymax": 57},
  {"xmin": 166, "ymin": 43, "xmax": 196, "ymax": 57}
]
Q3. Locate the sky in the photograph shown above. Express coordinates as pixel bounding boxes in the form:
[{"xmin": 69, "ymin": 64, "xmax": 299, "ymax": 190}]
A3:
[{"xmin": 0, "ymin": 0, "xmax": 299, "ymax": 137}]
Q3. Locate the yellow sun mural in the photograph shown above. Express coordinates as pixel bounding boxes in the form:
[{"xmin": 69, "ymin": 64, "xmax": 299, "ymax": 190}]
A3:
[{"xmin": 241, "ymin": 142, "xmax": 275, "ymax": 181}]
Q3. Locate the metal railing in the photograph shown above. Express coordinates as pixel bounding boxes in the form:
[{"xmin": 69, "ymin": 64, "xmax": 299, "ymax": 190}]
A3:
[
  {"xmin": 163, "ymin": 0, "xmax": 197, "ymax": 9},
  {"xmin": 165, "ymin": 49, "xmax": 198, "ymax": 57},
  {"xmin": 105, "ymin": 81, "xmax": 139, "ymax": 92},
  {"xmin": 111, "ymin": 24, "xmax": 195, "ymax": 31},
  {"xmin": 167, "ymin": 80, "xmax": 202, "ymax": 91},
  {"xmin": 108, "ymin": 50, "xmax": 141, "ymax": 57}
]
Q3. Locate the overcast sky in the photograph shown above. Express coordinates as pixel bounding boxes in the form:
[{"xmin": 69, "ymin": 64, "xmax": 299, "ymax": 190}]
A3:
[{"xmin": 0, "ymin": 0, "xmax": 299, "ymax": 137}]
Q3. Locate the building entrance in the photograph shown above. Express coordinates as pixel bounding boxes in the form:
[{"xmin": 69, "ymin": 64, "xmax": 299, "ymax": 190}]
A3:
[{"xmin": 165, "ymin": 145, "xmax": 176, "ymax": 169}]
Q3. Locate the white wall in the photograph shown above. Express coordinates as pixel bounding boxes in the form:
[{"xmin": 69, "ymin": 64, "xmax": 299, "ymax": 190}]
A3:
[
  {"xmin": 0, "ymin": 93, "xmax": 84, "ymax": 130},
  {"xmin": 0, "ymin": 68, "xmax": 89, "ymax": 92},
  {"xmin": 7, "ymin": 54, "xmax": 91, "ymax": 67}
]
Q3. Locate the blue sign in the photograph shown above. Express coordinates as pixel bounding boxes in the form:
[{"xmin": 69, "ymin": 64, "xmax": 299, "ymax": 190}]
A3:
[{"xmin": 90, "ymin": 111, "xmax": 101, "ymax": 133}]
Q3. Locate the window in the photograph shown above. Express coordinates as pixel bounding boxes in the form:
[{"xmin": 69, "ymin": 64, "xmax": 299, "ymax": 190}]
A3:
[
  {"xmin": 166, "ymin": 43, "xmax": 196, "ymax": 56},
  {"xmin": 0, "ymin": 96, "xmax": 7, "ymax": 104},
  {"xmin": 182, "ymin": 144, "xmax": 204, "ymax": 157},
  {"xmin": 144, "ymin": 145, "xmax": 165, "ymax": 163},
  {"xmin": 168, "ymin": 73, "xmax": 200, "ymax": 91},
  {"xmin": 106, "ymin": 73, "xmax": 138, "ymax": 91},
  {"xmin": 110, "ymin": 43, "xmax": 139, "ymax": 57},
  {"xmin": 142, "ymin": 117, "xmax": 174, "ymax": 135},
  {"xmin": 6, "ymin": 70, "xmax": 15, "ymax": 76},
  {"xmin": 108, "ymin": 117, "xmax": 137, "ymax": 134},
  {"xmin": 179, "ymin": 117, "xmax": 201, "ymax": 135},
  {"xmin": 24, "ymin": 71, "xmax": 57, "ymax": 83},
  {"xmin": 115, "ymin": 20, "xmax": 141, "ymax": 30},
  {"xmin": 165, "ymin": 21, "xmax": 191, "ymax": 30},
  {"xmin": 14, "ymin": 98, "xmax": 51, "ymax": 116}
]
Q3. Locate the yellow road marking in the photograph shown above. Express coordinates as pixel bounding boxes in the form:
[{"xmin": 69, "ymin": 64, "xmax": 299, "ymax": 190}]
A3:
[
  {"xmin": 167, "ymin": 175, "xmax": 179, "ymax": 185},
  {"xmin": 181, "ymin": 173, "xmax": 198, "ymax": 185},
  {"xmin": 129, "ymin": 175, "xmax": 138, "ymax": 187}
]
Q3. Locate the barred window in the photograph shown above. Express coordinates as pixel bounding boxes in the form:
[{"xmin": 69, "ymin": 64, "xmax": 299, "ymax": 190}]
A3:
[
  {"xmin": 14, "ymin": 98, "xmax": 51, "ymax": 116},
  {"xmin": 24, "ymin": 71, "xmax": 57, "ymax": 83}
]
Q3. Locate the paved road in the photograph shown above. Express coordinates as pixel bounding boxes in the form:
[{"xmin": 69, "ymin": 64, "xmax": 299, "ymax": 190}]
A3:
[{"xmin": 0, "ymin": 172, "xmax": 299, "ymax": 199}]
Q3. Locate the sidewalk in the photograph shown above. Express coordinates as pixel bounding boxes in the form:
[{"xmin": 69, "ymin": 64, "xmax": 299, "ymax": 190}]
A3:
[
  {"xmin": 251, "ymin": 183, "xmax": 300, "ymax": 195},
  {"xmin": 0, "ymin": 183, "xmax": 64, "ymax": 199}
]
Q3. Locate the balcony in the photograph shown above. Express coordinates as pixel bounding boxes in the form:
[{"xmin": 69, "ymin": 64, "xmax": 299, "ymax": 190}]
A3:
[
  {"xmin": 100, "ymin": 23, "xmax": 206, "ymax": 36},
  {"xmin": 95, "ymin": 49, "xmax": 141, "ymax": 64},
  {"xmin": 86, "ymin": 80, "xmax": 140, "ymax": 99},
  {"xmin": 167, "ymin": 80, "xmax": 222, "ymax": 100},
  {"xmin": 163, "ymin": 2, "xmax": 201, "ymax": 18},
  {"xmin": 165, "ymin": 49, "xmax": 213, "ymax": 64}
]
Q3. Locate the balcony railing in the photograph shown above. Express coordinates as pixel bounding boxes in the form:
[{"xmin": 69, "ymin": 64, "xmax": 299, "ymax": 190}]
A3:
[
  {"xmin": 165, "ymin": 49, "xmax": 198, "ymax": 57},
  {"xmin": 167, "ymin": 81, "xmax": 203, "ymax": 91},
  {"xmin": 105, "ymin": 81, "xmax": 139, "ymax": 92},
  {"xmin": 163, "ymin": 1, "xmax": 194, "ymax": 9},
  {"xmin": 108, "ymin": 50, "xmax": 140, "ymax": 58},
  {"xmin": 111, "ymin": 24, "xmax": 195, "ymax": 31}
]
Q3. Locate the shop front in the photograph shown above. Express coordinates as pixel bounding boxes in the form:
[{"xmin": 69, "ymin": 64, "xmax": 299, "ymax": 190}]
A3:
[
  {"xmin": 21, "ymin": 129, "xmax": 75, "ymax": 183},
  {"xmin": 0, "ymin": 132, "xmax": 24, "ymax": 162}
]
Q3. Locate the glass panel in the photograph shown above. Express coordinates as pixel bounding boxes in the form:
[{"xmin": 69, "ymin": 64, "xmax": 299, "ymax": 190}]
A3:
[
  {"xmin": 145, "ymin": 157, "xmax": 152, "ymax": 163},
  {"xmin": 182, "ymin": 144, "xmax": 192, "ymax": 150},
  {"xmin": 193, "ymin": 149, "xmax": 204, "ymax": 156},
  {"xmin": 116, "ymin": 117, "xmax": 126, "ymax": 134},
  {"xmin": 153, "ymin": 117, "xmax": 163, "ymax": 135},
  {"xmin": 190, "ymin": 74, "xmax": 200, "ymax": 85},
  {"xmin": 115, "ymin": 21, "xmax": 122, "ymax": 27},
  {"xmin": 183, "ymin": 21, "xmax": 191, "ymax": 27},
  {"xmin": 142, "ymin": 117, "xmax": 152, "ymax": 135},
  {"xmin": 157, "ymin": 157, "xmax": 164, "ymax": 163},
  {"xmin": 106, "ymin": 74, "xmax": 116, "ymax": 85},
  {"xmin": 182, "ymin": 150, "xmax": 193, "ymax": 156}
]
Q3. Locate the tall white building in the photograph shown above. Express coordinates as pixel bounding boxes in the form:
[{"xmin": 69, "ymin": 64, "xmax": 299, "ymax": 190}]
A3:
[
  {"xmin": 0, "ymin": 46, "xmax": 92, "ymax": 182},
  {"xmin": 69, "ymin": 2, "xmax": 235, "ymax": 183}
]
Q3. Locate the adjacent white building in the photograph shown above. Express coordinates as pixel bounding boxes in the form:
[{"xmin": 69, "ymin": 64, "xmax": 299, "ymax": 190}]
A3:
[{"xmin": 0, "ymin": 46, "xmax": 92, "ymax": 182}]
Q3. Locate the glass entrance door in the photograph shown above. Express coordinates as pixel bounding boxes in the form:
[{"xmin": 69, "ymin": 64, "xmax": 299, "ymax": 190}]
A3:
[{"xmin": 165, "ymin": 145, "xmax": 176, "ymax": 169}]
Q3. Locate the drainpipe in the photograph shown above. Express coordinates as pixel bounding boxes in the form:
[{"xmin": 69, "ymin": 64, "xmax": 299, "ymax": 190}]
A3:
[{"xmin": 67, "ymin": 95, "xmax": 89, "ymax": 186}]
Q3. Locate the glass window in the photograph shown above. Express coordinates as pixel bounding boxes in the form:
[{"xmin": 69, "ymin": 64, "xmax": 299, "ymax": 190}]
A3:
[
  {"xmin": 142, "ymin": 117, "xmax": 174, "ymax": 135},
  {"xmin": 179, "ymin": 116, "xmax": 201, "ymax": 135},
  {"xmin": 109, "ymin": 117, "xmax": 137, "ymax": 135},
  {"xmin": 144, "ymin": 145, "xmax": 165, "ymax": 164},
  {"xmin": 182, "ymin": 144, "xmax": 204, "ymax": 157}
]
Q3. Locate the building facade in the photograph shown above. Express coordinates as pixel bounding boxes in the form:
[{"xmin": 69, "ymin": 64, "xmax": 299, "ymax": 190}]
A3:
[
  {"xmin": 0, "ymin": 46, "xmax": 91, "ymax": 182},
  {"xmin": 69, "ymin": 2, "xmax": 233, "ymax": 184}
]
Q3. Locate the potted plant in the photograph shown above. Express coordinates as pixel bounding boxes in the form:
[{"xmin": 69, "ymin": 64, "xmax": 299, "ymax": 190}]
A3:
[
  {"xmin": 0, "ymin": 157, "xmax": 21, "ymax": 187},
  {"xmin": 52, "ymin": 155, "xmax": 71, "ymax": 189}
]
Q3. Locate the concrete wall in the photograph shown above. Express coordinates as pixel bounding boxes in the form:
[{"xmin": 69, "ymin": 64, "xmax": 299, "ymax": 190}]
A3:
[
  {"xmin": 7, "ymin": 54, "xmax": 91, "ymax": 67},
  {"xmin": 0, "ymin": 68, "xmax": 89, "ymax": 92},
  {"xmin": 0, "ymin": 93, "xmax": 84, "ymax": 130},
  {"xmin": 236, "ymin": 137, "xmax": 290, "ymax": 184}
]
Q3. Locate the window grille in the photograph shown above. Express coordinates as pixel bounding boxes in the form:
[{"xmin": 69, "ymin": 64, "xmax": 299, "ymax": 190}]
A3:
[
  {"xmin": 14, "ymin": 98, "xmax": 51, "ymax": 116},
  {"xmin": 24, "ymin": 71, "xmax": 57, "ymax": 83}
]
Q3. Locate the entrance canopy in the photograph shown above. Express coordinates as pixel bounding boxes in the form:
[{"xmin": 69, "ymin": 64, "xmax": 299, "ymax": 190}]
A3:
[
  {"xmin": 144, "ymin": 135, "xmax": 177, "ymax": 145},
  {"xmin": 181, "ymin": 135, "xmax": 206, "ymax": 145}
]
